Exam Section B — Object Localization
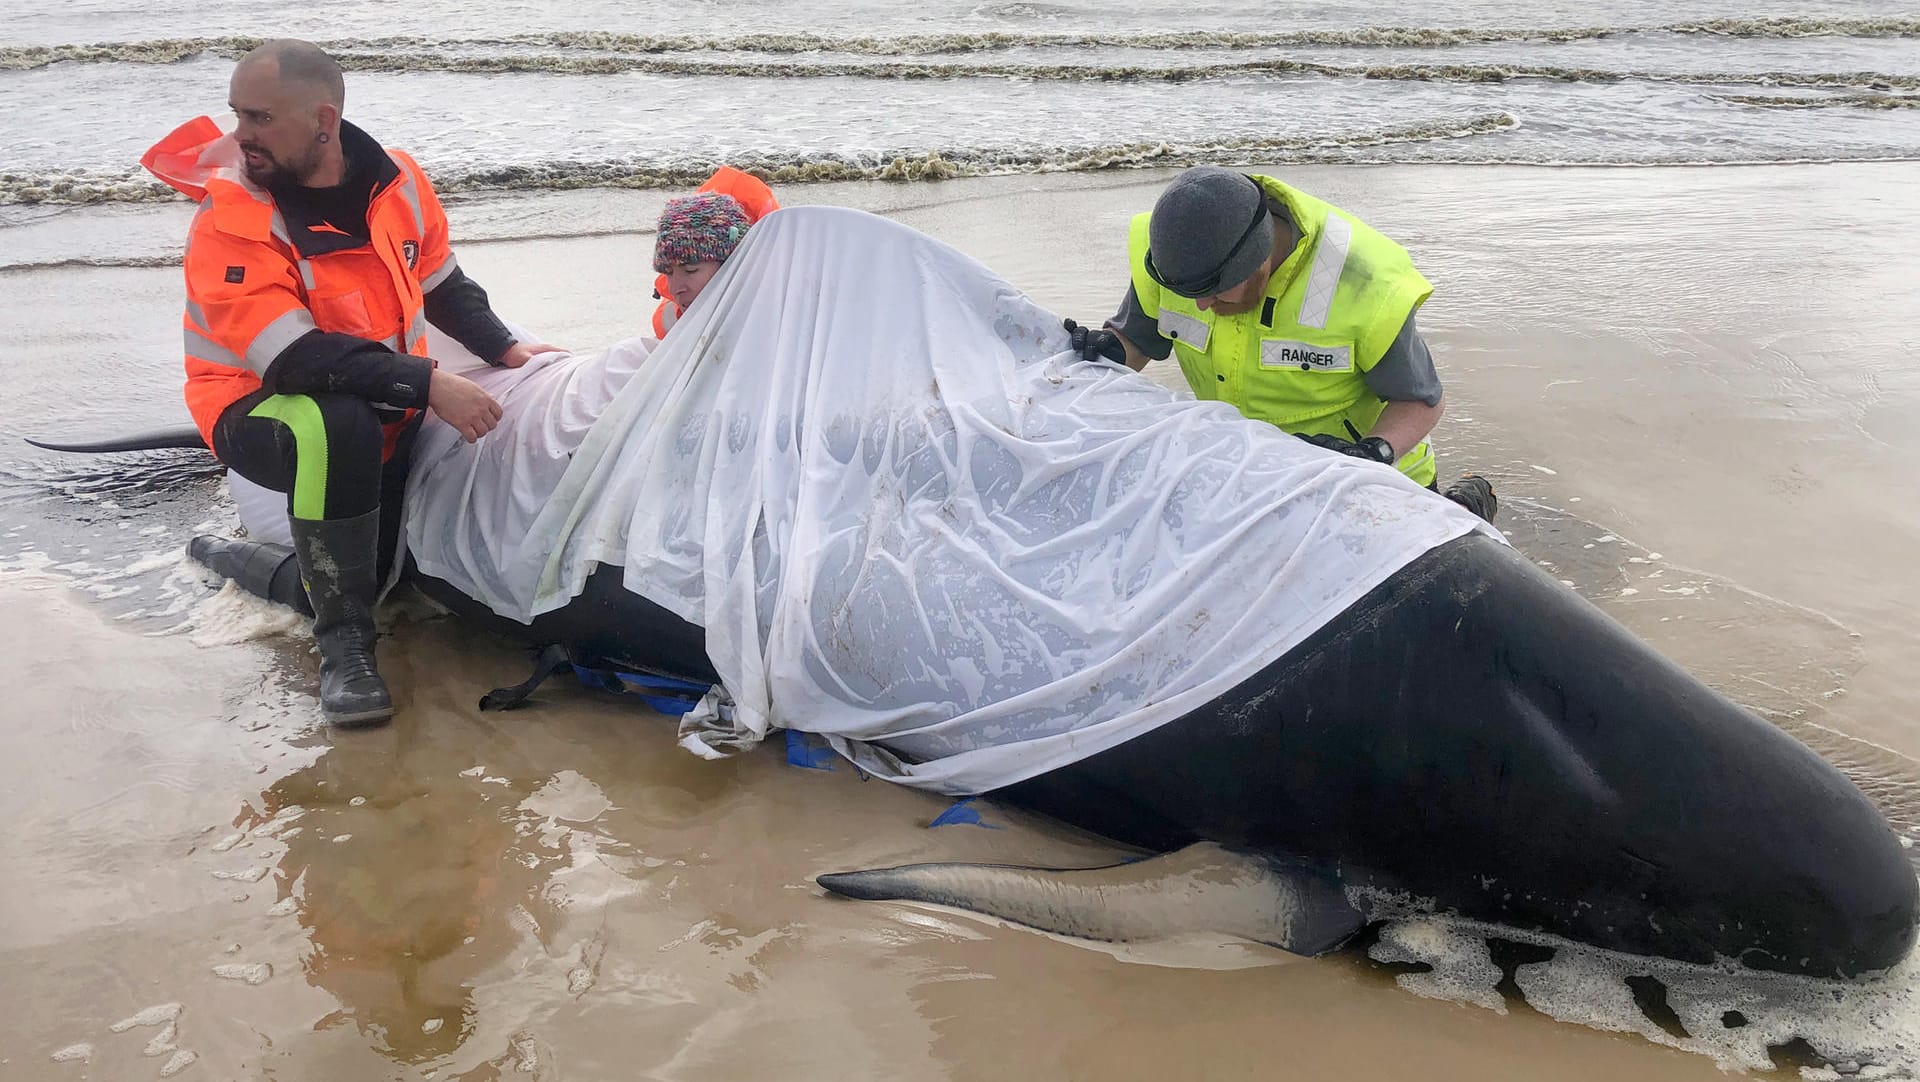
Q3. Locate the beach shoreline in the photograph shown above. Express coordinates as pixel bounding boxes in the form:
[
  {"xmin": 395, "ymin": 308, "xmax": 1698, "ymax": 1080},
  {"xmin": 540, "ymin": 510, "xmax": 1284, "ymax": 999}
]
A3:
[{"xmin": 5, "ymin": 160, "xmax": 1920, "ymax": 1080}]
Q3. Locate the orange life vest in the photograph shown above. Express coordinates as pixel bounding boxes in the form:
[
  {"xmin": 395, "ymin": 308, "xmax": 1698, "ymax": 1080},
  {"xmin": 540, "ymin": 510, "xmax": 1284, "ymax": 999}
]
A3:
[
  {"xmin": 143, "ymin": 116, "xmax": 457, "ymax": 457},
  {"xmin": 650, "ymin": 166, "xmax": 780, "ymax": 337}
]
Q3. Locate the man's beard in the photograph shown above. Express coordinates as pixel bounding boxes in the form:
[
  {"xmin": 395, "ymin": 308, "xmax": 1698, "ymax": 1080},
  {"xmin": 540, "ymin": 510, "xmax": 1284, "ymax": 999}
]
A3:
[{"xmin": 241, "ymin": 142, "xmax": 323, "ymax": 187}]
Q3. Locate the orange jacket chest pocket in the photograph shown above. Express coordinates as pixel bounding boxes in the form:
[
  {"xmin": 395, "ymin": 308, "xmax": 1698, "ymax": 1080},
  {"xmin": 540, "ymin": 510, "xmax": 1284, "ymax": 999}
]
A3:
[
  {"xmin": 303, "ymin": 247, "xmax": 410, "ymax": 343},
  {"xmin": 307, "ymin": 288, "xmax": 376, "ymax": 339}
]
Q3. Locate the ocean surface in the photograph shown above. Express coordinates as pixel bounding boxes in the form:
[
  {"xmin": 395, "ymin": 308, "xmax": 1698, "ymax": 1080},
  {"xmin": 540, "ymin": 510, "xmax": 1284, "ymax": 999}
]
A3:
[
  {"xmin": 6, "ymin": 2, "xmax": 1920, "ymax": 1080},
  {"xmin": 4, "ymin": 0, "xmax": 1918, "ymax": 274},
  {"xmin": 4, "ymin": 0, "xmax": 1920, "ymax": 213}
]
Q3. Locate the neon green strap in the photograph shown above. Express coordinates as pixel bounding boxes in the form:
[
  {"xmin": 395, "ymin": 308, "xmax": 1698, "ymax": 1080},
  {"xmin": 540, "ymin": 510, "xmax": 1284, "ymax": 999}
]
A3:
[{"xmin": 246, "ymin": 394, "xmax": 329, "ymax": 521}]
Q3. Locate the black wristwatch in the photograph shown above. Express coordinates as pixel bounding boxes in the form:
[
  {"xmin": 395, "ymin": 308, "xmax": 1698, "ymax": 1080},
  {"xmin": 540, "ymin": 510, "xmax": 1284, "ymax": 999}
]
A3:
[{"xmin": 1357, "ymin": 436, "xmax": 1397, "ymax": 464}]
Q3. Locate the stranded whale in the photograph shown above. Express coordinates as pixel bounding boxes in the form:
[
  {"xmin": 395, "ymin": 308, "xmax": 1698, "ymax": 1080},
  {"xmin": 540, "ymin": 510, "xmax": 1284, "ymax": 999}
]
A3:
[{"xmin": 40, "ymin": 206, "xmax": 1917, "ymax": 977}]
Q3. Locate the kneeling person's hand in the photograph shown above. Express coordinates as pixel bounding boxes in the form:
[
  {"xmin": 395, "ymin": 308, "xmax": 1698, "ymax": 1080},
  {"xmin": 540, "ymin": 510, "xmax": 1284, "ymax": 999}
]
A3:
[
  {"xmin": 1296, "ymin": 431, "xmax": 1358, "ymax": 455},
  {"xmin": 1062, "ymin": 318, "xmax": 1127, "ymax": 365},
  {"xmin": 428, "ymin": 369, "xmax": 503, "ymax": 443},
  {"xmin": 496, "ymin": 340, "xmax": 565, "ymax": 369},
  {"xmin": 1296, "ymin": 432, "xmax": 1396, "ymax": 465}
]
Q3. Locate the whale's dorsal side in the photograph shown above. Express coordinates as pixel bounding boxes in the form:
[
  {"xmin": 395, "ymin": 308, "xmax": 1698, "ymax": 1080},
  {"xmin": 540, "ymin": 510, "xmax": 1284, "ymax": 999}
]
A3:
[{"xmin": 817, "ymin": 841, "xmax": 1366, "ymax": 957}]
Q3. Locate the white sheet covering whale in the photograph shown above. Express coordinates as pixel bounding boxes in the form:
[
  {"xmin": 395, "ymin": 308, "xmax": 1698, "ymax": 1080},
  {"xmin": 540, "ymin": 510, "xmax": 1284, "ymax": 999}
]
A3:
[{"xmin": 401, "ymin": 206, "xmax": 1495, "ymax": 794}]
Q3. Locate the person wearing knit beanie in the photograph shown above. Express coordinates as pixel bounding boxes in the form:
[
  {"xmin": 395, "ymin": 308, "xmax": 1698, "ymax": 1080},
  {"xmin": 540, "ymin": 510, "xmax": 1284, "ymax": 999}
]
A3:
[{"xmin": 652, "ymin": 191, "xmax": 752, "ymax": 323}]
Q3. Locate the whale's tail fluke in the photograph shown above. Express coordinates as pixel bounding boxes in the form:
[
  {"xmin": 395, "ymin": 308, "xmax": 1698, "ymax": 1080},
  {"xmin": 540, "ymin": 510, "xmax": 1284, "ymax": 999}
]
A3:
[
  {"xmin": 26, "ymin": 424, "xmax": 209, "ymax": 454},
  {"xmin": 817, "ymin": 841, "xmax": 1366, "ymax": 957}
]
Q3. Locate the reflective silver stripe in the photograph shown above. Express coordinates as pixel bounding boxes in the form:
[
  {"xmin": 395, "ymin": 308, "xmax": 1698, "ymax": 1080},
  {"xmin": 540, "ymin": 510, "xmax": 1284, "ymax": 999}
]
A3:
[
  {"xmin": 404, "ymin": 310, "xmax": 427, "ymax": 351},
  {"xmin": 244, "ymin": 308, "xmax": 319, "ymax": 376},
  {"xmin": 267, "ymin": 209, "xmax": 317, "ymax": 292},
  {"xmin": 388, "ymin": 155, "xmax": 425, "ymax": 234},
  {"xmin": 184, "ymin": 327, "xmax": 244, "ymax": 368},
  {"xmin": 1156, "ymin": 308, "xmax": 1211, "ymax": 351},
  {"xmin": 1259, "ymin": 339, "xmax": 1352, "ymax": 373},
  {"xmin": 420, "ymin": 251, "xmax": 459, "ymax": 291},
  {"xmin": 379, "ymin": 334, "xmax": 403, "ymax": 351},
  {"xmin": 1296, "ymin": 215, "xmax": 1352, "ymax": 331},
  {"xmin": 185, "ymin": 299, "xmax": 211, "ymax": 332}
]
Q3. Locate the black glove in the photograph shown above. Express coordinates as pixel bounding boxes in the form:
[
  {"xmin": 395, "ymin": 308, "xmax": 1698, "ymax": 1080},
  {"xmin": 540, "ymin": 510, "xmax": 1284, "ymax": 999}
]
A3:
[
  {"xmin": 1063, "ymin": 318, "xmax": 1127, "ymax": 365},
  {"xmin": 1296, "ymin": 432, "xmax": 1397, "ymax": 464},
  {"xmin": 1296, "ymin": 431, "xmax": 1359, "ymax": 455}
]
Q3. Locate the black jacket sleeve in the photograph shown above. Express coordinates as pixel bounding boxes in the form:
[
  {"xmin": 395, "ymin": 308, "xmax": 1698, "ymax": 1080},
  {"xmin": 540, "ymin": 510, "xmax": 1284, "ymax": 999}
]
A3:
[
  {"xmin": 422, "ymin": 267, "xmax": 515, "ymax": 366},
  {"xmin": 261, "ymin": 330, "xmax": 434, "ymax": 410}
]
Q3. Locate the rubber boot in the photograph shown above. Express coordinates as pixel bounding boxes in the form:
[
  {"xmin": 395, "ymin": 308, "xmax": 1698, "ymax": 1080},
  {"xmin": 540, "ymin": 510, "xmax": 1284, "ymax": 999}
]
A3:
[
  {"xmin": 187, "ymin": 535, "xmax": 313, "ymax": 615},
  {"xmin": 1442, "ymin": 474, "xmax": 1499, "ymax": 524},
  {"xmin": 289, "ymin": 510, "xmax": 394, "ymax": 728}
]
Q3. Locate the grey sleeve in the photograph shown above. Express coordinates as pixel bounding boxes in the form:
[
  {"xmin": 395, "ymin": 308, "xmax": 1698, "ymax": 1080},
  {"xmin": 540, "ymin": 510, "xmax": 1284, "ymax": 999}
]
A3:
[
  {"xmin": 1360, "ymin": 311, "xmax": 1444, "ymax": 406},
  {"xmin": 1106, "ymin": 284, "xmax": 1174, "ymax": 361}
]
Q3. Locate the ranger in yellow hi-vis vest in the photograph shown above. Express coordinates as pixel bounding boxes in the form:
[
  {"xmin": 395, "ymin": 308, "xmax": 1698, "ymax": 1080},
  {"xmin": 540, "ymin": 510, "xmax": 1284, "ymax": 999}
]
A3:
[{"xmin": 1064, "ymin": 167, "xmax": 1494, "ymax": 519}]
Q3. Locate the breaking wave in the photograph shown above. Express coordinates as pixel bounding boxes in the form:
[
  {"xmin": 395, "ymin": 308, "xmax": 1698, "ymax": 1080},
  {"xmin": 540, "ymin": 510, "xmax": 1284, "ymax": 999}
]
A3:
[
  {"xmin": 2, "ymin": 45, "xmax": 1916, "ymax": 93},
  {"xmin": 1716, "ymin": 91, "xmax": 1920, "ymax": 110},
  {"xmin": 2, "ymin": 18, "xmax": 1917, "ymax": 70},
  {"xmin": 0, "ymin": 114, "xmax": 1518, "ymax": 208}
]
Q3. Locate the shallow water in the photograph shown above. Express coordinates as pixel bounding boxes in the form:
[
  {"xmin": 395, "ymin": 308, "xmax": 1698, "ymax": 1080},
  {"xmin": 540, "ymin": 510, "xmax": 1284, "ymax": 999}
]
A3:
[
  {"xmin": 7, "ymin": 0, "xmax": 1920, "ymax": 1070},
  {"xmin": 5, "ymin": 161, "xmax": 1920, "ymax": 1079}
]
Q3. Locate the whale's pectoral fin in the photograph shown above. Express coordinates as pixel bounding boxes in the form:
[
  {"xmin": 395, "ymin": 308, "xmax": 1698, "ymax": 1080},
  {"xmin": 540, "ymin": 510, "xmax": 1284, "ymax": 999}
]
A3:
[{"xmin": 817, "ymin": 841, "xmax": 1365, "ymax": 957}]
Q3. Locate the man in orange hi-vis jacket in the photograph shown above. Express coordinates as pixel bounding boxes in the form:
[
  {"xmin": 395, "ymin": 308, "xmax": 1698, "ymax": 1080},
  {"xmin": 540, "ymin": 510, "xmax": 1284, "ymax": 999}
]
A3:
[{"xmin": 144, "ymin": 39, "xmax": 558, "ymax": 728}]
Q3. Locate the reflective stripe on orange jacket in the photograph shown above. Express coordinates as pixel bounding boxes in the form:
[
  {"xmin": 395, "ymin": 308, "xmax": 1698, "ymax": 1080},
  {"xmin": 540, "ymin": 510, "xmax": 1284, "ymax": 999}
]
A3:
[
  {"xmin": 650, "ymin": 166, "xmax": 780, "ymax": 337},
  {"xmin": 143, "ymin": 115, "xmax": 455, "ymax": 455}
]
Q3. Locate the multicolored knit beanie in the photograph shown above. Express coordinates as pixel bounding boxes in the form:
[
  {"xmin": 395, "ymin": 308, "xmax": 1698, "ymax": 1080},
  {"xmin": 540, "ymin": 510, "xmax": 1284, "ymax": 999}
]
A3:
[{"xmin": 653, "ymin": 192, "xmax": 752, "ymax": 273}]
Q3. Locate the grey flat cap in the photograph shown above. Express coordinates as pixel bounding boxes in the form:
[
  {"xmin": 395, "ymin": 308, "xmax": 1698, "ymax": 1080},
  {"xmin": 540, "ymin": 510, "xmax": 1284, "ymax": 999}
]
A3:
[{"xmin": 1146, "ymin": 167, "xmax": 1270, "ymax": 298}]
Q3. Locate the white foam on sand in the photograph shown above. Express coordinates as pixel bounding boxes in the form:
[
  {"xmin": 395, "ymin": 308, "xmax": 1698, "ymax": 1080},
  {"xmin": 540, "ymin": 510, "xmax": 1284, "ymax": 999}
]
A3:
[
  {"xmin": 210, "ymin": 962, "xmax": 272, "ymax": 985},
  {"xmin": 174, "ymin": 580, "xmax": 307, "ymax": 646},
  {"xmin": 1369, "ymin": 910, "xmax": 1920, "ymax": 1077},
  {"xmin": 106, "ymin": 1002, "xmax": 181, "ymax": 1032},
  {"xmin": 0, "ymin": 538, "xmax": 297, "ymax": 638}
]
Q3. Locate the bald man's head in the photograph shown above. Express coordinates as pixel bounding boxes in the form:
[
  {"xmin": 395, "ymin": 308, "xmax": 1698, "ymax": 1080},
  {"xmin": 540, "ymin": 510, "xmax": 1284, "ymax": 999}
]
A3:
[
  {"xmin": 237, "ymin": 39, "xmax": 345, "ymax": 110},
  {"xmin": 228, "ymin": 40, "xmax": 347, "ymax": 187}
]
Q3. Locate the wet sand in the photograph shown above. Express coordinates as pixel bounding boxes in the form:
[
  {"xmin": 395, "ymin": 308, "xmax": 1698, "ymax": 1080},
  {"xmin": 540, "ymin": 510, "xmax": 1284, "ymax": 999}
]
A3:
[
  {"xmin": 4, "ymin": 162, "xmax": 1919, "ymax": 1080},
  {"xmin": 0, "ymin": 576, "xmax": 1735, "ymax": 1081}
]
